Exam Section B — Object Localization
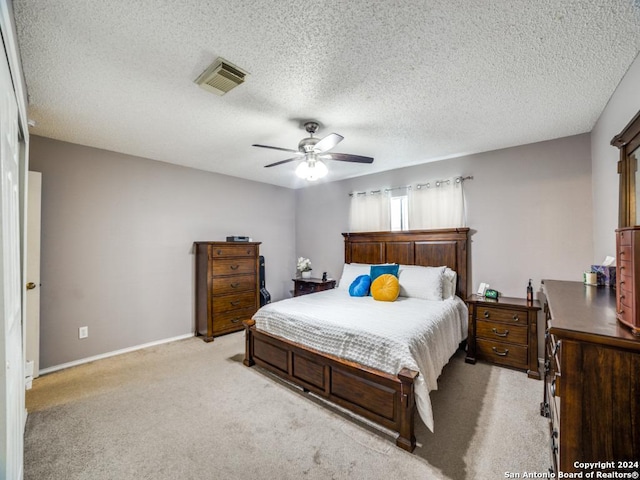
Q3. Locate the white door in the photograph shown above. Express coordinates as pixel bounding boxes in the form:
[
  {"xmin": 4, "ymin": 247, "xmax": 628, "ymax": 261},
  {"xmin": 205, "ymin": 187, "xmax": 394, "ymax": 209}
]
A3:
[
  {"xmin": 0, "ymin": 39, "xmax": 25, "ymax": 480},
  {"xmin": 26, "ymin": 171, "xmax": 41, "ymax": 380}
]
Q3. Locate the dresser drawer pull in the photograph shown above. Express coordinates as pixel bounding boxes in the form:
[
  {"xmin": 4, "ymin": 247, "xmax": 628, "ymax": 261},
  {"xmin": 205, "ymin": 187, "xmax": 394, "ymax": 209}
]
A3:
[
  {"xmin": 491, "ymin": 347, "xmax": 509, "ymax": 356},
  {"xmin": 483, "ymin": 310, "xmax": 490, "ymax": 318},
  {"xmin": 512, "ymin": 313, "xmax": 519, "ymax": 321},
  {"xmin": 231, "ymin": 318, "xmax": 242, "ymax": 324},
  {"xmin": 230, "ymin": 300, "xmax": 241, "ymax": 306},
  {"xmin": 230, "ymin": 282, "xmax": 240, "ymax": 288},
  {"xmin": 217, "ymin": 250, "xmax": 222, "ymax": 255},
  {"xmin": 230, "ymin": 264, "xmax": 240, "ymax": 270},
  {"xmin": 491, "ymin": 328, "xmax": 509, "ymax": 337}
]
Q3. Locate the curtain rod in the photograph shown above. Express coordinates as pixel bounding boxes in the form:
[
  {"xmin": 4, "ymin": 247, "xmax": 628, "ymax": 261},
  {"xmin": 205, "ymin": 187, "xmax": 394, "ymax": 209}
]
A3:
[
  {"xmin": 349, "ymin": 175, "xmax": 473, "ymax": 197},
  {"xmin": 416, "ymin": 175, "xmax": 473, "ymax": 189}
]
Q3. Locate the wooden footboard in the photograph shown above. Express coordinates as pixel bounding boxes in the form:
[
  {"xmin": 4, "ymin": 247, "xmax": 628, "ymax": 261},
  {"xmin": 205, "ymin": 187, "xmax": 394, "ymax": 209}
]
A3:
[{"xmin": 243, "ymin": 319, "xmax": 418, "ymax": 452}]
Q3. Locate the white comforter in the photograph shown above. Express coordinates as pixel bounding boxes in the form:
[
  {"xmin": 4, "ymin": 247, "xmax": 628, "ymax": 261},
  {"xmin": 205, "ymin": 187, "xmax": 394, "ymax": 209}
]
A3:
[{"xmin": 252, "ymin": 289, "xmax": 468, "ymax": 431}]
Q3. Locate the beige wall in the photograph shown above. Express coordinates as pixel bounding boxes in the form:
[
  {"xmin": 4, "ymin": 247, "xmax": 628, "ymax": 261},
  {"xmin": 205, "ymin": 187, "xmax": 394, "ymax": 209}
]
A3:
[
  {"xmin": 295, "ymin": 134, "xmax": 593, "ymax": 300},
  {"xmin": 591, "ymin": 52, "xmax": 640, "ymax": 261},
  {"xmin": 29, "ymin": 136, "xmax": 296, "ymax": 369},
  {"xmin": 31, "ymin": 130, "xmax": 596, "ymax": 369}
]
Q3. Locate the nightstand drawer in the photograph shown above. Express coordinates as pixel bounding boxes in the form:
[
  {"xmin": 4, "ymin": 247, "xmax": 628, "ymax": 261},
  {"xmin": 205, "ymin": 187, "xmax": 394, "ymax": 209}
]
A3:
[
  {"xmin": 476, "ymin": 319, "xmax": 528, "ymax": 345},
  {"xmin": 477, "ymin": 306, "xmax": 528, "ymax": 324},
  {"xmin": 293, "ymin": 279, "xmax": 336, "ymax": 297},
  {"xmin": 476, "ymin": 339, "xmax": 528, "ymax": 369}
]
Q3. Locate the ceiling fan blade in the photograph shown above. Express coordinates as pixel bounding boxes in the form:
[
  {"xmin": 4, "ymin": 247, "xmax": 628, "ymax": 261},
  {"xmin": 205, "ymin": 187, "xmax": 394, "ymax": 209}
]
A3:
[
  {"xmin": 325, "ymin": 152, "xmax": 374, "ymax": 164},
  {"xmin": 313, "ymin": 133, "xmax": 344, "ymax": 153},
  {"xmin": 252, "ymin": 144, "xmax": 300, "ymax": 154},
  {"xmin": 264, "ymin": 157, "xmax": 300, "ymax": 168}
]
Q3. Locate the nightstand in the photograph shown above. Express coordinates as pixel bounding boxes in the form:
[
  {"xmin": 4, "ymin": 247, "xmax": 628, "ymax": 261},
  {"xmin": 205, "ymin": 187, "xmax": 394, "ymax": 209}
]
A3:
[
  {"xmin": 293, "ymin": 278, "xmax": 336, "ymax": 297},
  {"xmin": 465, "ymin": 294, "xmax": 541, "ymax": 379}
]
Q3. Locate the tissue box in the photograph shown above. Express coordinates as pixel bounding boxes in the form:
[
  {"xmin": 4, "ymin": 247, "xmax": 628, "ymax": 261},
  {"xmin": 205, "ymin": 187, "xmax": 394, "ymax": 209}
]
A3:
[{"xmin": 591, "ymin": 265, "xmax": 616, "ymax": 287}]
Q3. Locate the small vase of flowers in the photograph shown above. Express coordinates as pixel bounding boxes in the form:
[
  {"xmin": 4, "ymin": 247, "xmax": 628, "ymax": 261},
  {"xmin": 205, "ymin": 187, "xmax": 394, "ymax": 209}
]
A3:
[{"xmin": 297, "ymin": 257, "xmax": 312, "ymax": 279}]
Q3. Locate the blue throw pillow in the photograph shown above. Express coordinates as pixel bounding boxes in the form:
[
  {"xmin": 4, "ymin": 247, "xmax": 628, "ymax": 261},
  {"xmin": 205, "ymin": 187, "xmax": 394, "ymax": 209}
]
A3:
[
  {"xmin": 349, "ymin": 275, "xmax": 371, "ymax": 297},
  {"xmin": 369, "ymin": 264, "xmax": 399, "ymax": 296}
]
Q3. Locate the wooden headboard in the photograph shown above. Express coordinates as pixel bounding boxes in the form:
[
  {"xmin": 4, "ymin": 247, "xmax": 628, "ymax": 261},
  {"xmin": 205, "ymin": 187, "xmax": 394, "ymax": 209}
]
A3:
[{"xmin": 342, "ymin": 228, "xmax": 470, "ymax": 299}]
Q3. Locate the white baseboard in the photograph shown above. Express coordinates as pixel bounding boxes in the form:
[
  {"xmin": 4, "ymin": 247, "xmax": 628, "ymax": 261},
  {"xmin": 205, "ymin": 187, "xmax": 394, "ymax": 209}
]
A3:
[{"xmin": 38, "ymin": 333, "xmax": 195, "ymax": 376}]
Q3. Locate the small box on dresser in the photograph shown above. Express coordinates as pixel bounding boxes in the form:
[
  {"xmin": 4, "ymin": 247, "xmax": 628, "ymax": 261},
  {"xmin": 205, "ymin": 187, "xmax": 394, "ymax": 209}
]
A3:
[
  {"xmin": 465, "ymin": 295, "xmax": 541, "ymax": 379},
  {"xmin": 194, "ymin": 241, "xmax": 261, "ymax": 342}
]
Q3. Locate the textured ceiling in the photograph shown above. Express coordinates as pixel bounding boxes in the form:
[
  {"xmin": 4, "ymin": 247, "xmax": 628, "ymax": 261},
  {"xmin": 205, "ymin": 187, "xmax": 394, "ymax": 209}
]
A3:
[{"xmin": 12, "ymin": 0, "xmax": 640, "ymax": 189}]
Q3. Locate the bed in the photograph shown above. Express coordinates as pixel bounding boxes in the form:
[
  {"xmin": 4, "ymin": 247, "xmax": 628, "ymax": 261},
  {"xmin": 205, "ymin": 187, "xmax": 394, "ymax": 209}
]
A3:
[{"xmin": 243, "ymin": 228, "xmax": 470, "ymax": 452}]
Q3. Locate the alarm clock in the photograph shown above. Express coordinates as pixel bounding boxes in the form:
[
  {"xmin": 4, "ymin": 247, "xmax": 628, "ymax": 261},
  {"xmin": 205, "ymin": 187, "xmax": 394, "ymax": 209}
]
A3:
[{"xmin": 484, "ymin": 289, "xmax": 499, "ymax": 299}]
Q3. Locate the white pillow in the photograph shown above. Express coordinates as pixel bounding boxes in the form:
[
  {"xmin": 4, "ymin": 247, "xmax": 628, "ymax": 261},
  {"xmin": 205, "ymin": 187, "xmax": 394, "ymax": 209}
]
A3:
[
  {"xmin": 337, "ymin": 263, "xmax": 371, "ymax": 290},
  {"xmin": 397, "ymin": 265, "xmax": 446, "ymax": 301},
  {"xmin": 443, "ymin": 268, "xmax": 457, "ymax": 299}
]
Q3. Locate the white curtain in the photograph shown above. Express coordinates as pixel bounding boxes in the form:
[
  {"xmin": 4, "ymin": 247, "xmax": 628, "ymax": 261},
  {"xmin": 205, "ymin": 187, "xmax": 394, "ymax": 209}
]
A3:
[
  {"xmin": 408, "ymin": 179, "xmax": 466, "ymax": 229},
  {"xmin": 348, "ymin": 191, "xmax": 390, "ymax": 232}
]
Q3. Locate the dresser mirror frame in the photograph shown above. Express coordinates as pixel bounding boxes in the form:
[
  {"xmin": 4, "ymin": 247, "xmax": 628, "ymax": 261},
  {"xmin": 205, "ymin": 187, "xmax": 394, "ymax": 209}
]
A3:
[{"xmin": 611, "ymin": 110, "xmax": 640, "ymax": 227}]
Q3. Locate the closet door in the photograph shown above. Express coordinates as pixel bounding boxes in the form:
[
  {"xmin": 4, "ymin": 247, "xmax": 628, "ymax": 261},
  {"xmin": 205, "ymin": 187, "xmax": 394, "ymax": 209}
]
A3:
[{"xmin": 0, "ymin": 41, "xmax": 24, "ymax": 480}]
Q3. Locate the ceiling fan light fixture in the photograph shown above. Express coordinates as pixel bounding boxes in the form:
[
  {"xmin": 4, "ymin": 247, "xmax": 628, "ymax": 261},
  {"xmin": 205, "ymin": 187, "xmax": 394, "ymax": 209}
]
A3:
[{"xmin": 296, "ymin": 158, "xmax": 328, "ymax": 181}]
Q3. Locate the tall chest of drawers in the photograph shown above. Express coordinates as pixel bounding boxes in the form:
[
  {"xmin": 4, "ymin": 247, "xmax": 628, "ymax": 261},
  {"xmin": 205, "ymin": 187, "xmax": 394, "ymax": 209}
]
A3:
[
  {"xmin": 194, "ymin": 241, "xmax": 261, "ymax": 342},
  {"xmin": 616, "ymin": 226, "xmax": 640, "ymax": 336},
  {"xmin": 541, "ymin": 280, "xmax": 640, "ymax": 474}
]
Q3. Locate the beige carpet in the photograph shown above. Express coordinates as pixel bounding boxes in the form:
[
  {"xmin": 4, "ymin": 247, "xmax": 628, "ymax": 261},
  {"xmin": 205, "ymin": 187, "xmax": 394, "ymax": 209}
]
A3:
[{"xmin": 25, "ymin": 332, "xmax": 549, "ymax": 479}]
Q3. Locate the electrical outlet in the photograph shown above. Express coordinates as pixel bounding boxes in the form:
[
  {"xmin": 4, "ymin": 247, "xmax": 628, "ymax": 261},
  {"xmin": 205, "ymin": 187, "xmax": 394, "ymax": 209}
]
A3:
[{"xmin": 78, "ymin": 326, "xmax": 88, "ymax": 339}]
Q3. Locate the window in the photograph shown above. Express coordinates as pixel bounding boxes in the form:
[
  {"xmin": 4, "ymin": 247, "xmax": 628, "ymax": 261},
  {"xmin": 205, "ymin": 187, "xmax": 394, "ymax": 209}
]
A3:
[
  {"xmin": 390, "ymin": 195, "xmax": 408, "ymax": 231},
  {"xmin": 348, "ymin": 177, "xmax": 467, "ymax": 232}
]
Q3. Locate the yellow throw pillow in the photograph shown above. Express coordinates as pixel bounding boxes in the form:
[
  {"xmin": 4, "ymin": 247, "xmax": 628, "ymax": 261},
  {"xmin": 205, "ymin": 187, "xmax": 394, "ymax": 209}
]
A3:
[{"xmin": 370, "ymin": 274, "xmax": 400, "ymax": 302}]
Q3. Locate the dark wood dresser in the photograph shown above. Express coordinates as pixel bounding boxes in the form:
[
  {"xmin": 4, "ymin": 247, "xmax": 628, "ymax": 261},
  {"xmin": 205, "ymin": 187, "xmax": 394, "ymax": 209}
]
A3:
[
  {"xmin": 293, "ymin": 278, "xmax": 336, "ymax": 297},
  {"xmin": 465, "ymin": 295, "xmax": 540, "ymax": 379},
  {"xmin": 541, "ymin": 280, "xmax": 640, "ymax": 474},
  {"xmin": 194, "ymin": 241, "xmax": 261, "ymax": 342}
]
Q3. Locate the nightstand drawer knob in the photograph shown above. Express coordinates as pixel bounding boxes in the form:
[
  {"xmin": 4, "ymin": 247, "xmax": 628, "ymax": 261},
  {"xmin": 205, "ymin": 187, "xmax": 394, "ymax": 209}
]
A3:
[
  {"xmin": 491, "ymin": 347, "xmax": 509, "ymax": 356},
  {"xmin": 230, "ymin": 264, "xmax": 240, "ymax": 270},
  {"xmin": 512, "ymin": 314, "xmax": 519, "ymax": 321},
  {"xmin": 491, "ymin": 328, "xmax": 509, "ymax": 337},
  {"xmin": 483, "ymin": 310, "xmax": 490, "ymax": 318}
]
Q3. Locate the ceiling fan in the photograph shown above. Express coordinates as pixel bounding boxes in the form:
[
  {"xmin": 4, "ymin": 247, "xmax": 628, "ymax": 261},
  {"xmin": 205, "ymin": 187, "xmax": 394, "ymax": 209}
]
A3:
[{"xmin": 252, "ymin": 121, "xmax": 374, "ymax": 181}]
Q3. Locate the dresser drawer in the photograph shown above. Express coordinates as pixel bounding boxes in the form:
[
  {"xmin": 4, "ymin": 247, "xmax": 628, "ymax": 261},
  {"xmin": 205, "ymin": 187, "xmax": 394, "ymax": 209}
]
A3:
[
  {"xmin": 211, "ymin": 258, "xmax": 256, "ymax": 276},
  {"xmin": 211, "ymin": 274, "xmax": 256, "ymax": 295},
  {"xmin": 209, "ymin": 245, "xmax": 257, "ymax": 258},
  {"xmin": 476, "ymin": 306, "xmax": 528, "ymax": 325},
  {"xmin": 618, "ymin": 259, "xmax": 634, "ymax": 281},
  {"xmin": 212, "ymin": 291, "xmax": 256, "ymax": 313},
  {"xmin": 476, "ymin": 319, "xmax": 528, "ymax": 345},
  {"xmin": 213, "ymin": 306, "xmax": 257, "ymax": 333},
  {"xmin": 476, "ymin": 339, "xmax": 528, "ymax": 369},
  {"xmin": 618, "ymin": 229, "xmax": 633, "ymax": 246}
]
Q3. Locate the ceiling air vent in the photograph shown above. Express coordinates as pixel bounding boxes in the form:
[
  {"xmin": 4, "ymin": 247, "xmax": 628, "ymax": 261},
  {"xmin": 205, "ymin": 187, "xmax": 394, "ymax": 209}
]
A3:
[{"xmin": 194, "ymin": 58, "xmax": 248, "ymax": 96}]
